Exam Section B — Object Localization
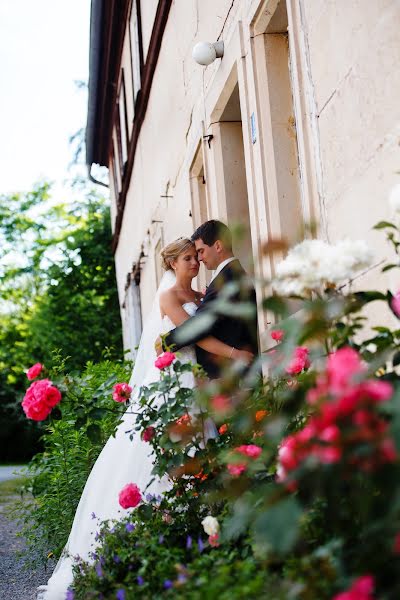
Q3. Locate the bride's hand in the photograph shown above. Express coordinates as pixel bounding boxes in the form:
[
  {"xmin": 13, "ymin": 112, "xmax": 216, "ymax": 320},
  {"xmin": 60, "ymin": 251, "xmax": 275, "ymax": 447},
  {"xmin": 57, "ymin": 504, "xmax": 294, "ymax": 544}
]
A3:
[
  {"xmin": 155, "ymin": 336, "xmax": 163, "ymax": 356},
  {"xmin": 232, "ymin": 348, "xmax": 254, "ymax": 364}
]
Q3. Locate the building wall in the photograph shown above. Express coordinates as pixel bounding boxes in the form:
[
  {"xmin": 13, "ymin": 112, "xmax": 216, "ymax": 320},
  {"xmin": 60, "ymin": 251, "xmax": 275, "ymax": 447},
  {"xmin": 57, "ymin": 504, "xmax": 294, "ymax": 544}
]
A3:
[{"xmin": 108, "ymin": 0, "xmax": 400, "ymax": 354}]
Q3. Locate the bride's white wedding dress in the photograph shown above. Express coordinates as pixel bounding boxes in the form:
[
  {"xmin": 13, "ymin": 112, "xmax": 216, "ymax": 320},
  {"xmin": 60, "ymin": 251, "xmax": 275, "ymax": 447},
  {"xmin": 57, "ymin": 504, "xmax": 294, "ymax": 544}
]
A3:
[{"xmin": 38, "ymin": 301, "xmax": 199, "ymax": 599}]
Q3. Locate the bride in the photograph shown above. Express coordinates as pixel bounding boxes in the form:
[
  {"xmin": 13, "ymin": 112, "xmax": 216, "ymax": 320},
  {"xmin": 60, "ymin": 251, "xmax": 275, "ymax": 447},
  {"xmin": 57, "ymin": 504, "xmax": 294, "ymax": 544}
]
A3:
[{"xmin": 38, "ymin": 237, "xmax": 252, "ymax": 599}]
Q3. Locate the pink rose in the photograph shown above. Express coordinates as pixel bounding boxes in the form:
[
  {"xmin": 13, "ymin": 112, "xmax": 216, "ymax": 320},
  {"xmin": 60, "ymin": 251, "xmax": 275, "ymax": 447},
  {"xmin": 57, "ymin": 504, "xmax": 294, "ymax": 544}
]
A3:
[
  {"xmin": 112, "ymin": 383, "xmax": 132, "ymax": 402},
  {"xmin": 154, "ymin": 351, "xmax": 176, "ymax": 369},
  {"xmin": 235, "ymin": 444, "xmax": 262, "ymax": 459},
  {"xmin": 285, "ymin": 347, "xmax": 310, "ymax": 375},
  {"xmin": 327, "ymin": 347, "xmax": 365, "ymax": 395},
  {"xmin": 391, "ymin": 290, "xmax": 400, "ymax": 318},
  {"xmin": 333, "ymin": 575, "xmax": 375, "ymax": 600},
  {"xmin": 359, "ymin": 380, "xmax": 393, "ymax": 403},
  {"xmin": 21, "ymin": 379, "xmax": 62, "ymax": 421},
  {"xmin": 118, "ymin": 483, "xmax": 142, "ymax": 509},
  {"xmin": 26, "ymin": 362, "xmax": 44, "ymax": 381},
  {"xmin": 22, "ymin": 394, "xmax": 52, "ymax": 421},
  {"xmin": 211, "ymin": 395, "xmax": 231, "ymax": 413},
  {"xmin": 271, "ymin": 329, "xmax": 284, "ymax": 342},
  {"xmin": 142, "ymin": 426, "xmax": 156, "ymax": 442},
  {"xmin": 209, "ymin": 534, "xmax": 220, "ymax": 547},
  {"xmin": 227, "ymin": 463, "xmax": 247, "ymax": 477}
]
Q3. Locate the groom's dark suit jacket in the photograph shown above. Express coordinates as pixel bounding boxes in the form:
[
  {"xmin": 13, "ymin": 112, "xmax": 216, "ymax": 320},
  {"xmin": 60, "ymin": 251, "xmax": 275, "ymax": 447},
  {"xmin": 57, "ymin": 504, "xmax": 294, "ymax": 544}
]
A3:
[{"xmin": 163, "ymin": 259, "xmax": 258, "ymax": 379}]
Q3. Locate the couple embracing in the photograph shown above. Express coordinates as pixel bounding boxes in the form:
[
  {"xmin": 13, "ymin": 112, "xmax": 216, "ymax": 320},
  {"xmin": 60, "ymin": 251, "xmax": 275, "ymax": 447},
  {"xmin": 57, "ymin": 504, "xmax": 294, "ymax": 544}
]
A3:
[{"xmin": 38, "ymin": 220, "xmax": 258, "ymax": 599}]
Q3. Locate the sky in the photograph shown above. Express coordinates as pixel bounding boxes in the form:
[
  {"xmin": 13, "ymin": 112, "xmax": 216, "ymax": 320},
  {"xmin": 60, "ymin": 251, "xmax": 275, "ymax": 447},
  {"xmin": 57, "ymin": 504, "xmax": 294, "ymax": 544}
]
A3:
[{"xmin": 0, "ymin": 0, "xmax": 91, "ymax": 195}]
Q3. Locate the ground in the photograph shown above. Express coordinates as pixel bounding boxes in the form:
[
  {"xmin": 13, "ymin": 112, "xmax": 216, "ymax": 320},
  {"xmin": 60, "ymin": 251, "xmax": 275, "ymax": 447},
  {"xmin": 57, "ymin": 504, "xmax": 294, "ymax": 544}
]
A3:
[{"xmin": 0, "ymin": 467, "xmax": 54, "ymax": 600}]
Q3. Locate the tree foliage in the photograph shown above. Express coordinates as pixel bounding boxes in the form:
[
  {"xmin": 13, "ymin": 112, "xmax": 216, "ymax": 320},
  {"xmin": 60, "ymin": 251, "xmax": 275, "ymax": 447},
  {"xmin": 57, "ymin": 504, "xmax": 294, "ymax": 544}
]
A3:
[{"xmin": 0, "ymin": 181, "xmax": 123, "ymax": 460}]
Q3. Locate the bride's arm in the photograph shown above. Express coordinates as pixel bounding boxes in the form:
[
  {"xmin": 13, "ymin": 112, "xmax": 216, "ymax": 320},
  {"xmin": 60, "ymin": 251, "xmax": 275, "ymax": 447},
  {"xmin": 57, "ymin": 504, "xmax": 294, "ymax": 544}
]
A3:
[
  {"xmin": 160, "ymin": 292, "xmax": 253, "ymax": 363},
  {"xmin": 196, "ymin": 337, "xmax": 253, "ymax": 362}
]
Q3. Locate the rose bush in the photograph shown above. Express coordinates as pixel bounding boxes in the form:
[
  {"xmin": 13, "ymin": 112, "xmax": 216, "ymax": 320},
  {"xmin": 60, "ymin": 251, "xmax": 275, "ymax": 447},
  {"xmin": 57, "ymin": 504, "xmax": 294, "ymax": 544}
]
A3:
[{"xmin": 22, "ymin": 197, "xmax": 400, "ymax": 598}]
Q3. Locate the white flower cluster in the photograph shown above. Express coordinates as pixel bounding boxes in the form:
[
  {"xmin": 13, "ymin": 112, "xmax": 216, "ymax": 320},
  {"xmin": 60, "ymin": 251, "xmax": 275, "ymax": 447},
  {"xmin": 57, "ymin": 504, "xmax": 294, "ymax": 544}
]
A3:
[
  {"xmin": 389, "ymin": 183, "xmax": 400, "ymax": 215},
  {"xmin": 201, "ymin": 515, "xmax": 220, "ymax": 536},
  {"xmin": 273, "ymin": 238, "xmax": 373, "ymax": 296}
]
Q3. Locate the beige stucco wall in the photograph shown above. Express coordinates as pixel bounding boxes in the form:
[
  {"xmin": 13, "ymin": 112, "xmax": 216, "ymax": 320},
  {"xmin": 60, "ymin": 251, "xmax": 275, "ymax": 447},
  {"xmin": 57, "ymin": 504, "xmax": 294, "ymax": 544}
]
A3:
[{"xmin": 110, "ymin": 0, "xmax": 400, "ymax": 348}]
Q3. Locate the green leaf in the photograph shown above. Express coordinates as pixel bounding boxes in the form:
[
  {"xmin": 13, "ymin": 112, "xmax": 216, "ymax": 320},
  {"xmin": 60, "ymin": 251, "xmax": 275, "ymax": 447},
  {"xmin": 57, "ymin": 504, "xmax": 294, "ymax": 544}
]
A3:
[
  {"xmin": 86, "ymin": 424, "xmax": 102, "ymax": 444},
  {"xmin": 373, "ymin": 221, "xmax": 397, "ymax": 230},
  {"xmin": 353, "ymin": 291, "xmax": 387, "ymax": 304},
  {"xmin": 252, "ymin": 496, "xmax": 302, "ymax": 554},
  {"xmin": 173, "ymin": 312, "xmax": 216, "ymax": 346},
  {"xmin": 382, "ymin": 263, "xmax": 399, "ymax": 273}
]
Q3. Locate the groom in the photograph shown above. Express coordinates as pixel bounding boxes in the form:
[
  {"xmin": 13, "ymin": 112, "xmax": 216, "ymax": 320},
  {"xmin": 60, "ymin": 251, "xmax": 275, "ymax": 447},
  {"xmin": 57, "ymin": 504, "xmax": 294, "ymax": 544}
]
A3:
[{"xmin": 161, "ymin": 220, "xmax": 258, "ymax": 379}]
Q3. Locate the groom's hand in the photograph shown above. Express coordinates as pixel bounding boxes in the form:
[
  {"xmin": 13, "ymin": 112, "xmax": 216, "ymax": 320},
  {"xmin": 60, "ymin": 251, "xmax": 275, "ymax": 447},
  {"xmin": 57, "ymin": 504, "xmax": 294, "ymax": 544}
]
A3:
[
  {"xmin": 232, "ymin": 348, "xmax": 254, "ymax": 364},
  {"xmin": 155, "ymin": 336, "xmax": 163, "ymax": 356}
]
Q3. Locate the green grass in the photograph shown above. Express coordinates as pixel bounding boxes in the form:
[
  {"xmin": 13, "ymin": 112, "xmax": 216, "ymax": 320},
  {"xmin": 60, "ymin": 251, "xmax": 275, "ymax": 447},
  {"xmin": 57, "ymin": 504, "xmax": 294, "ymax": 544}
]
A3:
[{"xmin": 0, "ymin": 477, "xmax": 28, "ymax": 505}]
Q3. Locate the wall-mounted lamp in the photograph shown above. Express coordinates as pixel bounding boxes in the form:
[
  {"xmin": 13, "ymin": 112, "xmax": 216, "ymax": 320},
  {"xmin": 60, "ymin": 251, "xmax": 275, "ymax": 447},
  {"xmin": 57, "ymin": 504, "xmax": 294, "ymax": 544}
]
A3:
[{"xmin": 192, "ymin": 41, "xmax": 224, "ymax": 66}]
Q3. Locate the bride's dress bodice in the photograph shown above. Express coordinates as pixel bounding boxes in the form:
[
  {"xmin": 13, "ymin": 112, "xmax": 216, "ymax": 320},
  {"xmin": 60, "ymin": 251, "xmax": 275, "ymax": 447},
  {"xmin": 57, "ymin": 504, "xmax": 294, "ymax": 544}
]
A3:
[
  {"xmin": 160, "ymin": 302, "xmax": 198, "ymax": 366},
  {"xmin": 161, "ymin": 301, "xmax": 198, "ymax": 333}
]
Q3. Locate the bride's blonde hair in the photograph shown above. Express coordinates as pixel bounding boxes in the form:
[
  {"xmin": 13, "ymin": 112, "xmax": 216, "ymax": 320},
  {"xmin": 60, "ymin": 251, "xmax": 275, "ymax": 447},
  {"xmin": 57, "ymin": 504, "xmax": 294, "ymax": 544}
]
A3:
[{"xmin": 160, "ymin": 237, "xmax": 195, "ymax": 271}]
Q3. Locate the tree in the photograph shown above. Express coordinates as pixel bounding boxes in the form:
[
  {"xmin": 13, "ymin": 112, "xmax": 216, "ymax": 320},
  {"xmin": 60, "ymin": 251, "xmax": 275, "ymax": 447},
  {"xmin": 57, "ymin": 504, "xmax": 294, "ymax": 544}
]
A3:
[{"xmin": 0, "ymin": 181, "xmax": 123, "ymax": 460}]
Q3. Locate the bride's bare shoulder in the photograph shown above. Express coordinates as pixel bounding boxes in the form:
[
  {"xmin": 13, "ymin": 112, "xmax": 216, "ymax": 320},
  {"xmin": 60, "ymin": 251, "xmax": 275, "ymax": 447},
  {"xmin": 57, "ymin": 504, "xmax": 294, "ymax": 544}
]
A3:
[{"xmin": 159, "ymin": 288, "xmax": 179, "ymax": 309}]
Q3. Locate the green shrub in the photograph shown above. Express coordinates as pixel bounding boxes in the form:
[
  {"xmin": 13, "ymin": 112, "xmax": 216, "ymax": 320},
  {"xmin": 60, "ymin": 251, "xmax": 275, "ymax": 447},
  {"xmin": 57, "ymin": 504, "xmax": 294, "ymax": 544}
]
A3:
[{"xmin": 16, "ymin": 357, "xmax": 131, "ymax": 565}]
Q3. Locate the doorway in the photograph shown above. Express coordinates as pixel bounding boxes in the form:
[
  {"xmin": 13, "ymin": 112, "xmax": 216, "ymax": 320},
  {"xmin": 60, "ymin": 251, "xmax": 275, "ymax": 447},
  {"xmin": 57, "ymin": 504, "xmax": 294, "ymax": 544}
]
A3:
[{"xmin": 212, "ymin": 81, "xmax": 254, "ymax": 273}]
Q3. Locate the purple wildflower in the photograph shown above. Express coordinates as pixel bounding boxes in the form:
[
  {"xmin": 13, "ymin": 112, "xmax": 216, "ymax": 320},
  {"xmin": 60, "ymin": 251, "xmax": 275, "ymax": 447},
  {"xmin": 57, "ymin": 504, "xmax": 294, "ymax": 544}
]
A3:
[
  {"xmin": 177, "ymin": 573, "xmax": 187, "ymax": 584},
  {"xmin": 91, "ymin": 512, "xmax": 96, "ymax": 520},
  {"xmin": 137, "ymin": 576, "xmax": 144, "ymax": 586},
  {"xmin": 95, "ymin": 563, "xmax": 103, "ymax": 578},
  {"xmin": 145, "ymin": 493, "xmax": 155, "ymax": 502},
  {"xmin": 116, "ymin": 590, "xmax": 126, "ymax": 600},
  {"xmin": 159, "ymin": 534, "xmax": 164, "ymax": 544},
  {"xmin": 113, "ymin": 554, "xmax": 121, "ymax": 563},
  {"xmin": 163, "ymin": 580, "xmax": 173, "ymax": 589},
  {"xmin": 66, "ymin": 589, "xmax": 74, "ymax": 600},
  {"xmin": 95, "ymin": 531, "xmax": 101, "ymax": 541},
  {"xmin": 125, "ymin": 522, "xmax": 135, "ymax": 533},
  {"xmin": 198, "ymin": 536, "xmax": 205, "ymax": 553},
  {"xmin": 186, "ymin": 535, "xmax": 192, "ymax": 550}
]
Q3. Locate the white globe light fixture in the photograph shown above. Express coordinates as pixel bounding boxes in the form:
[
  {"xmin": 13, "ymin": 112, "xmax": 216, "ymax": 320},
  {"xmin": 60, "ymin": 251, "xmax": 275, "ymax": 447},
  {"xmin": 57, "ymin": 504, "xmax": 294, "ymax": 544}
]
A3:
[{"xmin": 192, "ymin": 41, "xmax": 224, "ymax": 66}]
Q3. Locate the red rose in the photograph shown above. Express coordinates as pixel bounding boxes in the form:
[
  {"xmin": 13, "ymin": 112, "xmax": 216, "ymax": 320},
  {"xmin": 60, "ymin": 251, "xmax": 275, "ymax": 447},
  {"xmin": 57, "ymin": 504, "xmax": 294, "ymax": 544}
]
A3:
[
  {"xmin": 285, "ymin": 347, "xmax": 310, "ymax": 375},
  {"xmin": 21, "ymin": 379, "xmax": 62, "ymax": 421},
  {"xmin": 112, "ymin": 383, "xmax": 132, "ymax": 402},
  {"xmin": 271, "ymin": 329, "xmax": 284, "ymax": 342},
  {"xmin": 227, "ymin": 463, "xmax": 247, "ymax": 477},
  {"xmin": 154, "ymin": 352, "xmax": 176, "ymax": 369},
  {"xmin": 118, "ymin": 483, "xmax": 142, "ymax": 509},
  {"xmin": 26, "ymin": 363, "xmax": 44, "ymax": 381},
  {"xmin": 142, "ymin": 426, "xmax": 156, "ymax": 442},
  {"xmin": 235, "ymin": 444, "xmax": 262, "ymax": 459},
  {"xmin": 211, "ymin": 395, "xmax": 231, "ymax": 413}
]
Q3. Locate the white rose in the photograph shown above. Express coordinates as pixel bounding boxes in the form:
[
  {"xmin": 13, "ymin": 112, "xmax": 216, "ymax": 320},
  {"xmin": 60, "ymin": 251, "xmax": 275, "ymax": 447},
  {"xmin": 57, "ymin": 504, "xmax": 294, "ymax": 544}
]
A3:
[
  {"xmin": 389, "ymin": 183, "xmax": 400, "ymax": 214},
  {"xmin": 201, "ymin": 515, "xmax": 220, "ymax": 536}
]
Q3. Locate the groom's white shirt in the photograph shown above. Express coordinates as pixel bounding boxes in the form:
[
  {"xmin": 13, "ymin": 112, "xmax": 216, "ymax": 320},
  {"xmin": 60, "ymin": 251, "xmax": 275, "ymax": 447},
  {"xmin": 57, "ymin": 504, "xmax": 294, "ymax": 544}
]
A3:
[{"xmin": 209, "ymin": 256, "xmax": 237, "ymax": 284}]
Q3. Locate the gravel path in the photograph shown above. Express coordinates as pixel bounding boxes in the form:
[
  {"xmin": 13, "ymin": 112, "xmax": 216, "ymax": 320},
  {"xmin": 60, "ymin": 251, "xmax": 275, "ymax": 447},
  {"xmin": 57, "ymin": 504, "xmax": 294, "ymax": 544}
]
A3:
[{"xmin": 0, "ymin": 490, "xmax": 55, "ymax": 600}]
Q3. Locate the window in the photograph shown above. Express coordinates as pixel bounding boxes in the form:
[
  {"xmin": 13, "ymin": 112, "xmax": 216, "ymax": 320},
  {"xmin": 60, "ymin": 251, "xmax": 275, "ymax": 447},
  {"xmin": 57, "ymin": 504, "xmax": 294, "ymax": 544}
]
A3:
[
  {"xmin": 111, "ymin": 149, "xmax": 119, "ymax": 201},
  {"xmin": 129, "ymin": 0, "xmax": 143, "ymax": 105},
  {"xmin": 124, "ymin": 274, "xmax": 143, "ymax": 359},
  {"xmin": 112, "ymin": 139, "xmax": 122, "ymax": 197},
  {"xmin": 118, "ymin": 70, "xmax": 129, "ymax": 167}
]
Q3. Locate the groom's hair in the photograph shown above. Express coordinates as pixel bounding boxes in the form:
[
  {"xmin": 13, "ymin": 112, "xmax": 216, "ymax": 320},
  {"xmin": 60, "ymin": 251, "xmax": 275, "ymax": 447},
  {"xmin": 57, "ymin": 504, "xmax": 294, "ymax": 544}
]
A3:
[{"xmin": 192, "ymin": 220, "xmax": 232, "ymax": 250}]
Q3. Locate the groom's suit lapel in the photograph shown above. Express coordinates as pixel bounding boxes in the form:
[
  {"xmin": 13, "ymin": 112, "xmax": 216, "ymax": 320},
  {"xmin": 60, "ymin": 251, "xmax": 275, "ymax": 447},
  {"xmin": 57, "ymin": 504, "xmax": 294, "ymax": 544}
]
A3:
[{"xmin": 196, "ymin": 259, "xmax": 241, "ymax": 314}]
